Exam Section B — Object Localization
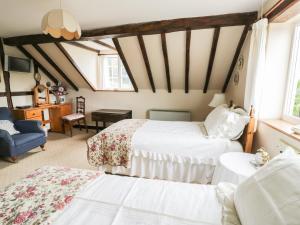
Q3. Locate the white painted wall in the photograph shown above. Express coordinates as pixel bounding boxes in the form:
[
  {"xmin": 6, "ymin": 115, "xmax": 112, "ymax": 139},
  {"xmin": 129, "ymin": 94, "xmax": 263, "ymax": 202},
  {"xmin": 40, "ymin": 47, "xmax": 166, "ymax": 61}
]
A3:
[
  {"xmin": 0, "ymin": 46, "xmax": 53, "ymax": 107},
  {"xmin": 67, "ymin": 88, "xmax": 219, "ymax": 125},
  {"xmin": 226, "ymin": 31, "xmax": 251, "ymax": 106}
]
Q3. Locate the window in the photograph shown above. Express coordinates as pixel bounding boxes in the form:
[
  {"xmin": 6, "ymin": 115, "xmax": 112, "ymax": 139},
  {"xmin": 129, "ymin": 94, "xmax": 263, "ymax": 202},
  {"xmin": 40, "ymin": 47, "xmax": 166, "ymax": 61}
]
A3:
[
  {"xmin": 100, "ymin": 55, "xmax": 133, "ymax": 90},
  {"xmin": 284, "ymin": 25, "xmax": 300, "ymax": 123}
]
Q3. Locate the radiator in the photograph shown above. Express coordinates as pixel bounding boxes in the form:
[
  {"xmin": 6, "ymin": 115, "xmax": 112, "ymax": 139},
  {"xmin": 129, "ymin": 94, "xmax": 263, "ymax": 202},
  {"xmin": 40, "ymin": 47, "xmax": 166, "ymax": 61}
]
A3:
[{"xmin": 149, "ymin": 110, "xmax": 191, "ymax": 121}]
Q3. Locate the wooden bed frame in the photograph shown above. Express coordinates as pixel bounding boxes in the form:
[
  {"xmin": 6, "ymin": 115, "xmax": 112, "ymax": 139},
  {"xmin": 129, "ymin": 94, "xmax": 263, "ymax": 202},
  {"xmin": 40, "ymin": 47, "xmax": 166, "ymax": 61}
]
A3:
[{"xmin": 241, "ymin": 105, "xmax": 255, "ymax": 153}]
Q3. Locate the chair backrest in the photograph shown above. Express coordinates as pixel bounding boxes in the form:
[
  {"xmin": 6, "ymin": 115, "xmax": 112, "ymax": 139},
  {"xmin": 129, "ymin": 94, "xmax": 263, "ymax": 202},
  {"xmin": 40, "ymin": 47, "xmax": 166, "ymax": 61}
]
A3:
[
  {"xmin": 76, "ymin": 96, "xmax": 85, "ymax": 115},
  {"xmin": 0, "ymin": 107, "xmax": 13, "ymax": 121}
]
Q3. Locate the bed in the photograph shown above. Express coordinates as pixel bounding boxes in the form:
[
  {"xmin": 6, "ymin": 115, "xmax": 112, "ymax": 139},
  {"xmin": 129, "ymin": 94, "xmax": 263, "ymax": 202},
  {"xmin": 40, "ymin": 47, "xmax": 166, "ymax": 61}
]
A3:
[
  {"xmin": 87, "ymin": 105, "xmax": 255, "ymax": 184},
  {"xmin": 1, "ymin": 152, "xmax": 299, "ymax": 225}
]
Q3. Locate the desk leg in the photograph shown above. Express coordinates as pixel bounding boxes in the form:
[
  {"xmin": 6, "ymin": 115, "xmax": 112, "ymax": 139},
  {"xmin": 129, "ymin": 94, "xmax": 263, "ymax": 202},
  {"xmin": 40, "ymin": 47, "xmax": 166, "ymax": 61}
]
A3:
[
  {"xmin": 96, "ymin": 121, "xmax": 99, "ymax": 133},
  {"xmin": 103, "ymin": 122, "xmax": 106, "ymax": 129}
]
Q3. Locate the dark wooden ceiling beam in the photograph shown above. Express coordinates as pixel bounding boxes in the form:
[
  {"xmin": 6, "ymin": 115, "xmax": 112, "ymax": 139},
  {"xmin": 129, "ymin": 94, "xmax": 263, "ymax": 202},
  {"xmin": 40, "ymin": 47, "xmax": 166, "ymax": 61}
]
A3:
[
  {"xmin": 66, "ymin": 42, "xmax": 100, "ymax": 54},
  {"xmin": 161, "ymin": 33, "xmax": 171, "ymax": 93},
  {"xmin": 17, "ymin": 46, "xmax": 59, "ymax": 84},
  {"xmin": 137, "ymin": 35, "xmax": 155, "ymax": 93},
  {"xmin": 32, "ymin": 44, "xmax": 79, "ymax": 91},
  {"xmin": 185, "ymin": 29, "xmax": 191, "ymax": 93},
  {"xmin": 222, "ymin": 25, "xmax": 249, "ymax": 93},
  {"xmin": 203, "ymin": 27, "xmax": 220, "ymax": 93},
  {"xmin": 264, "ymin": 0, "xmax": 299, "ymax": 22},
  {"xmin": 0, "ymin": 38, "xmax": 13, "ymax": 109},
  {"xmin": 55, "ymin": 42, "xmax": 97, "ymax": 91},
  {"xmin": 112, "ymin": 38, "xmax": 138, "ymax": 92},
  {"xmin": 4, "ymin": 12, "xmax": 258, "ymax": 46},
  {"xmin": 92, "ymin": 40, "xmax": 116, "ymax": 51}
]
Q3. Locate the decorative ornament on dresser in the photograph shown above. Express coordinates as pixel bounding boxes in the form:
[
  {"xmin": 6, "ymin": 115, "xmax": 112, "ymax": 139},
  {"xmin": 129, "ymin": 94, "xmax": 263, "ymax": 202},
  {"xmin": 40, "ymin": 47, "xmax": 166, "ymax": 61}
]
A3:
[
  {"xmin": 41, "ymin": 0, "xmax": 81, "ymax": 40},
  {"xmin": 49, "ymin": 82, "xmax": 68, "ymax": 104}
]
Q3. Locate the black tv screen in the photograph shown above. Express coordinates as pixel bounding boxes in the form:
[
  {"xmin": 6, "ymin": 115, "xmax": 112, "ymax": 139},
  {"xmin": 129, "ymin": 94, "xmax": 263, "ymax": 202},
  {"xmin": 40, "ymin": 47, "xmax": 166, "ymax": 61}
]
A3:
[{"xmin": 7, "ymin": 56, "xmax": 31, "ymax": 73}]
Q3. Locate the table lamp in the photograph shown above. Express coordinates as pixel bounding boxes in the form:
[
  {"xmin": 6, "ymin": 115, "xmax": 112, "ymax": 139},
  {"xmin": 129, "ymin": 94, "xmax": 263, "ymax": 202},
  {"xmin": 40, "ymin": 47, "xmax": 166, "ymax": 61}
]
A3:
[{"xmin": 208, "ymin": 93, "xmax": 226, "ymax": 107}]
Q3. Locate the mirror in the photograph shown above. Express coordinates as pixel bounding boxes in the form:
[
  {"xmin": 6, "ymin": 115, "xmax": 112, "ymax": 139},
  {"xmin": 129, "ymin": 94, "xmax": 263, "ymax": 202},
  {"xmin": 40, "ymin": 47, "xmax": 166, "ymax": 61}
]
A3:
[{"xmin": 33, "ymin": 84, "xmax": 50, "ymax": 106}]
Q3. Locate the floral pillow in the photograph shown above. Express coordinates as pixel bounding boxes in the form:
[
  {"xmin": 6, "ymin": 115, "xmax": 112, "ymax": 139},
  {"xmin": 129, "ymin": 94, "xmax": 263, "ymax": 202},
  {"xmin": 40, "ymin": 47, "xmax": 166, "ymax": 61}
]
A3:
[{"xmin": 0, "ymin": 120, "xmax": 20, "ymax": 135}]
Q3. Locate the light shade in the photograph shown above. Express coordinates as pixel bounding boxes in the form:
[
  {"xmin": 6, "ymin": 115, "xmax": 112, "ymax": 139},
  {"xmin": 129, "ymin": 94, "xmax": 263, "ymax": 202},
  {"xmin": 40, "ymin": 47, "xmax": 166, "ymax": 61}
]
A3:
[
  {"xmin": 41, "ymin": 9, "xmax": 81, "ymax": 40},
  {"xmin": 208, "ymin": 93, "xmax": 227, "ymax": 107}
]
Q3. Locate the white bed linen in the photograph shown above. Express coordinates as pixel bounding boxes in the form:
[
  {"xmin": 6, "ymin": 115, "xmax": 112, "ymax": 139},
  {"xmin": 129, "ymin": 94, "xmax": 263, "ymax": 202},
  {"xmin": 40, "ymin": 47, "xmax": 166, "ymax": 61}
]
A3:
[
  {"xmin": 103, "ymin": 120, "xmax": 243, "ymax": 183},
  {"xmin": 53, "ymin": 175, "xmax": 224, "ymax": 225}
]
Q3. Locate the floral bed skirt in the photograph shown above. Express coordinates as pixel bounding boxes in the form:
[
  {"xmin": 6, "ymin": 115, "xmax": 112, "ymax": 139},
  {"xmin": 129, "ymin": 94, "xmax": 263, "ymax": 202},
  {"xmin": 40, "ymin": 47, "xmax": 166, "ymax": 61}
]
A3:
[
  {"xmin": 87, "ymin": 119, "xmax": 146, "ymax": 168},
  {"xmin": 0, "ymin": 166, "xmax": 101, "ymax": 225}
]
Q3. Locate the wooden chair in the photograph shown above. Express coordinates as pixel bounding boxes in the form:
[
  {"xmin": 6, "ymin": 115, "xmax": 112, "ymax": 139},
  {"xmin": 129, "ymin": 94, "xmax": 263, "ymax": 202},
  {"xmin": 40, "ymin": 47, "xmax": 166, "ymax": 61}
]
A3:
[{"xmin": 62, "ymin": 96, "xmax": 88, "ymax": 137}]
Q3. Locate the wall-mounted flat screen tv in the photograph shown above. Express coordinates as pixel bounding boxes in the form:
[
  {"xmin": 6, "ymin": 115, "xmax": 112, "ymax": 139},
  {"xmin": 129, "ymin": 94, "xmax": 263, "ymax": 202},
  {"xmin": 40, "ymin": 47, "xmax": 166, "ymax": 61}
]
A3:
[{"xmin": 5, "ymin": 56, "xmax": 31, "ymax": 73}]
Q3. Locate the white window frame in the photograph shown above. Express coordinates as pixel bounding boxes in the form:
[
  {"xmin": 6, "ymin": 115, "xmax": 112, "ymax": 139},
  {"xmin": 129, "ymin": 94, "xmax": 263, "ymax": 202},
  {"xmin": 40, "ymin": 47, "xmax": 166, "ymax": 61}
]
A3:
[
  {"xmin": 283, "ymin": 24, "xmax": 300, "ymax": 124},
  {"xmin": 100, "ymin": 54, "xmax": 133, "ymax": 91}
]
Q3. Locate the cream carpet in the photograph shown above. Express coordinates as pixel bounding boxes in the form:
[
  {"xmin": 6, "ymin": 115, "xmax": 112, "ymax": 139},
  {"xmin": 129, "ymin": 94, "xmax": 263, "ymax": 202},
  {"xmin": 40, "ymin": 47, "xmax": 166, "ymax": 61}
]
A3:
[{"xmin": 0, "ymin": 130, "xmax": 97, "ymax": 189}]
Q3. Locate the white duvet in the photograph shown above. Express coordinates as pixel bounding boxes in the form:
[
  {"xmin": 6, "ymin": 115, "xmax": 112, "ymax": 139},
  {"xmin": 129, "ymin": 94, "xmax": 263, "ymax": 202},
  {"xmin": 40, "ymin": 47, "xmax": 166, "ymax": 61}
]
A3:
[
  {"xmin": 53, "ymin": 175, "xmax": 230, "ymax": 225},
  {"xmin": 132, "ymin": 120, "xmax": 242, "ymax": 164}
]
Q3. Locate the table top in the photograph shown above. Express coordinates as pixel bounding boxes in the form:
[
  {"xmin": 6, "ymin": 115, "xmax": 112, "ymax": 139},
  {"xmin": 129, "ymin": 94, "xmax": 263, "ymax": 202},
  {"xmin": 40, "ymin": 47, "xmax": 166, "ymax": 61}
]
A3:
[
  {"xmin": 219, "ymin": 152, "xmax": 257, "ymax": 177},
  {"xmin": 92, "ymin": 109, "xmax": 132, "ymax": 115}
]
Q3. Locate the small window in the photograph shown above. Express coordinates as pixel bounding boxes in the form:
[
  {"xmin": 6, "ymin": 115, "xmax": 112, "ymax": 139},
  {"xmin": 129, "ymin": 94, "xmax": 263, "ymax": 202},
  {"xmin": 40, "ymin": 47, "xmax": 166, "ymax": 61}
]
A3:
[
  {"xmin": 284, "ymin": 25, "xmax": 300, "ymax": 123},
  {"xmin": 100, "ymin": 55, "xmax": 133, "ymax": 91}
]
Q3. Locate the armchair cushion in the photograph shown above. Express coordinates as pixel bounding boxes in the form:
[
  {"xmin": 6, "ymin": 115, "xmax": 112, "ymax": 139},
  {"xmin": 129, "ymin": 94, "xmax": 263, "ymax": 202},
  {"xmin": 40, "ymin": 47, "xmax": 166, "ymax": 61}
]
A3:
[
  {"xmin": 0, "ymin": 120, "xmax": 20, "ymax": 135},
  {"xmin": 12, "ymin": 133, "xmax": 45, "ymax": 147},
  {"xmin": 14, "ymin": 120, "xmax": 44, "ymax": 134},
  {"xmin": 0, "ymin": 129, "xmax": 14, "ymax": 151}
]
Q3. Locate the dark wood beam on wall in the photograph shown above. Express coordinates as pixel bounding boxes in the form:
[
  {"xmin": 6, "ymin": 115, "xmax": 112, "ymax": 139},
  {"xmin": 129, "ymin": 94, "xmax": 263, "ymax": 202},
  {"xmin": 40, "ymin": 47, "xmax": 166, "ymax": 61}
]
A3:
[
  {"xmin": 264, "ymin": 0, "xmax": 300, "ymax": 22},
  {"xmin": 222, "ymin": 25, "xmax": 250, "ymax": 93},
  {"xmin": 66, "ymin": 42, "xmax": 100, "ymax": 54},
  {"xmin": 0, "ymin": 91, "xmax": 34, "ymax": 97},
  {"xmin": 17, "ymin": 46, "xmax": 59, "ymax": 84},
  {"xmin": 4, "ymin": 12, "xmax": 258, "ymax": 46},
  {"xmin": 55, "ymin": 42, "xmax": 96, "ymax": 91},
  {"xmin": 0, "ymin": 38, "xmax": 13, "ymax": 109},
  {"xmin": 185, "ymin": 29, "xmax": 191, "ymax": 93},
  {"xmin": 92, "ymin": 40, "xmax": 116, "ymax": 51},
  {"xmin": 137, "ymin": 35, "xmax": 155, "ymax": 93},
  {"xmin": 32, "ymin": 44, "xmax": 79, "ymax": 91},
  {"xmin": 113, "ymin": 38, "xmax": 138, "ymax": 92},
  {"xmin": 203, "ymin": 27, "xmax": 220, "ymax": 93},
  {"xmin": 161, "ymin": 33, "xmax": 171, "ymax": 93}
]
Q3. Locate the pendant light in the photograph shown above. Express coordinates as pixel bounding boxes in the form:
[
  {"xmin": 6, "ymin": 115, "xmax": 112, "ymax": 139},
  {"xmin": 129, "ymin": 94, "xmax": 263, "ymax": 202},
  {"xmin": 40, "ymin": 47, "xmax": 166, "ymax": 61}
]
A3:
[{"xmin": 41, "ymin": 0, "xmax": 81, "ymax": 40}]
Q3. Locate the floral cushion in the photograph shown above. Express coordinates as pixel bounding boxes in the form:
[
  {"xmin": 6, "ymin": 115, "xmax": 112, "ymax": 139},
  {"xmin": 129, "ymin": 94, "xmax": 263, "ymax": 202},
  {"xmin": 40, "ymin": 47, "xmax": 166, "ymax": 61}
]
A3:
[
  {"xmin": 62, "ymin": 113, "xmax": 85, "ymax": 121},
  {"xmin": 0, "ymin": 166, "xmax": 101, "ymax": 225},
  {"xmin": 0, "ymin": 120, "xmax": 20, "ymax": 135}
]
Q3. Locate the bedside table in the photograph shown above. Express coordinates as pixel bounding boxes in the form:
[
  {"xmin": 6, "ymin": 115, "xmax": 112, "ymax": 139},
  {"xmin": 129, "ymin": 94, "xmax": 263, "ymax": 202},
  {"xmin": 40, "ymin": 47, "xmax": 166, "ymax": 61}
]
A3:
[{"xmin": 211, "ymin": 152, "xmax": 257, "ymax": 185}]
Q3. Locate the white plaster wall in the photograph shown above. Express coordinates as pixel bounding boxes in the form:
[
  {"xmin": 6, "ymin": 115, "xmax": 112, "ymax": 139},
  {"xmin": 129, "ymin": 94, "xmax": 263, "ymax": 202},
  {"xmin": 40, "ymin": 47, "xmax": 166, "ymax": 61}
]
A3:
[
  {"xmin": 67, "ymin": 88, "xmax": 219, "ymax": 125},
  {"xmin": 0, "ymin": 45, "xmax": 53, "ymax": 107},
  {"xmin": 226, "ymin": 31, "xmax": 251, "ymax": 107},
  {"xmin": 255, "ymin": 122, "xmax": 300, "ymax": 157}
]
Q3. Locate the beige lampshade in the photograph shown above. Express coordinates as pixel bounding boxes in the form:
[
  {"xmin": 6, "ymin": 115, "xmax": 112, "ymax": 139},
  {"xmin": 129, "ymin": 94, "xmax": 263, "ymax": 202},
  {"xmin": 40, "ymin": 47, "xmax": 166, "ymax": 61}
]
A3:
[
  {"xmin": 41, "ymin": 9, "xmax": 81, "ymax": 40},
  {"xmin": 208, "ymin": 93, "xmax": 227, "ymax": 107}
]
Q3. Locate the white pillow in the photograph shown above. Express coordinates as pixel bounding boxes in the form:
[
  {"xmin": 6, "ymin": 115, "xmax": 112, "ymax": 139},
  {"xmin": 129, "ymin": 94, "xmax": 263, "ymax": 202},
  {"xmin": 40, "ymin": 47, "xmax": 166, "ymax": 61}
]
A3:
[
  {"xmin": 234, "ymin": 152, "xmax": 300, "ymax": 225},
  {"xmin": 0, "ymin": 120, "xmax": 20, "ymax": 135},
  {"xmin": 204, "ymin": 105, "xmax": 249, "ymax": 140}
]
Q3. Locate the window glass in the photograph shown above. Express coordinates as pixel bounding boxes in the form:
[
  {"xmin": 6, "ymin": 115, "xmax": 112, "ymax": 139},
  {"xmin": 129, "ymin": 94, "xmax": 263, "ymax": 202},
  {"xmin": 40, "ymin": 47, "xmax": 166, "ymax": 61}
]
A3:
[{"xmin": 101, "ymin": 55, "xmax": 133, "ymax": 90}]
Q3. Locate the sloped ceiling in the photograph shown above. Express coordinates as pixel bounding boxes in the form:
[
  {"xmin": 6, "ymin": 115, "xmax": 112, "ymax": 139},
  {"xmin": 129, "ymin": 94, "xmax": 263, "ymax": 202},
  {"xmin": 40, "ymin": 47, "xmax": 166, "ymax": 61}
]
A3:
[
  {"xmin": 0, "ymin": 0, "xmax": 266, "ymax": 37},
  {"xmin": 14, "ymin": 25, "xmax": 246, "ymax": 92}
]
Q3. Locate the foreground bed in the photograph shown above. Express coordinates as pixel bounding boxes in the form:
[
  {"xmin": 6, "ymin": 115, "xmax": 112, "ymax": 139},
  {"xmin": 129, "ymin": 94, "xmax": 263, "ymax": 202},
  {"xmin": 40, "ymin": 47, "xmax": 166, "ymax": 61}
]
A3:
[
  {"xmin": 1, "ymin": 151, "xmax": 299, "ymax": 225},
  {"xmin": 87, "ymin": 105, "xmax": 255, "ymax": 183}
]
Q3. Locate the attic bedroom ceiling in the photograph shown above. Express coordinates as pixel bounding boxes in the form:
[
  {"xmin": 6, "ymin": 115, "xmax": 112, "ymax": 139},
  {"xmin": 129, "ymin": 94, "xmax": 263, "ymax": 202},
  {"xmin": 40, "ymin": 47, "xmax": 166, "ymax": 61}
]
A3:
[{"xmin": 0, "ymin": 0, "xmax": 266, "ymax": 93}]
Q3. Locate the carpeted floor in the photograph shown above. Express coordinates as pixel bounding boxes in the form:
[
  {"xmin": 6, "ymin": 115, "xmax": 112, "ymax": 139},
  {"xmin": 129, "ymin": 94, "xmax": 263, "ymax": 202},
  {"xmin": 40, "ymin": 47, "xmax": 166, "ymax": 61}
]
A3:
[{"xmin": 0, "ymin": 129, "xmax": 97, "ymax": 189}]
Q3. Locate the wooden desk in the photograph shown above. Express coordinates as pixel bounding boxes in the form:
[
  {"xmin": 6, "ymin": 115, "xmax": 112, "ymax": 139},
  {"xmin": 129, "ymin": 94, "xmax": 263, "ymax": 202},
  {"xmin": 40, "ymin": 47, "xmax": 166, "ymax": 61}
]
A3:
[
  {"xmin": 13, "ymin": 103, "xmax": 72, "ymax": 132},
  {"xmin": 91, "ymin": 109, "xmax": 132, "ymax": 132}
]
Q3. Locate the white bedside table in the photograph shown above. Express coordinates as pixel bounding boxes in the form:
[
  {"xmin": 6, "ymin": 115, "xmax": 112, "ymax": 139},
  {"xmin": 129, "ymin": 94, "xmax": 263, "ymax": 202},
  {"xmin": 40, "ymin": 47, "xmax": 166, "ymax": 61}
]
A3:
[{"xmin": 211, "ymin": 152, "xmax": 257, "ymax": 185}]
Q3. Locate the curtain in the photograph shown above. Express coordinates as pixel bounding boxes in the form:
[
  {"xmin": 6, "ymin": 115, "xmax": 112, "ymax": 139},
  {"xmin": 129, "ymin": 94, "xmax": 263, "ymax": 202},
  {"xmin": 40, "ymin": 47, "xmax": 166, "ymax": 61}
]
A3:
[{"xmin": 244, "ymin": 18, "xmax": 268, "ymax": 119}]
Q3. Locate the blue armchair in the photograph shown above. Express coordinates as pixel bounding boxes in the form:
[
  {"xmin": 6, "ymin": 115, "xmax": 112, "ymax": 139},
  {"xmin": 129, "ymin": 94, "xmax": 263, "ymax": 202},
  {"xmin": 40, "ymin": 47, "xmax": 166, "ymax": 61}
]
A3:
[{"xmin": 0, "ymin": 107, "xmax": 46, "ymax": 162}]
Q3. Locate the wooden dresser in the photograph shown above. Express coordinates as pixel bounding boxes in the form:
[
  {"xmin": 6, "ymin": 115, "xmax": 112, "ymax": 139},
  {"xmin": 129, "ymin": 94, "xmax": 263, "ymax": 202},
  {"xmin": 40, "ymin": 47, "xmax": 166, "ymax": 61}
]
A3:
[{"xmin": 13, "ymin": 103, "xmax": 72, "ymax": 133}]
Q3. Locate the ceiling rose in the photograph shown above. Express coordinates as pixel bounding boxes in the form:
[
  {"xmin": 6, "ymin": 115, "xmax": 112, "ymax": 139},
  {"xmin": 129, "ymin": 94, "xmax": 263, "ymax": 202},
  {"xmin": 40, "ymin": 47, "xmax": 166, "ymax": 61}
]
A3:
[{"xmin": 41, "ymin": 3, "xmax": 81, "ymax": 40}]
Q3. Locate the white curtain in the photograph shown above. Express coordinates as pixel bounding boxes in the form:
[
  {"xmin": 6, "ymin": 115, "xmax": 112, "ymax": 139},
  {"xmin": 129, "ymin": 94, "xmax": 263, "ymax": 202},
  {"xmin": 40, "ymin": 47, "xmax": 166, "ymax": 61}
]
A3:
[{"xmin": 244, "ymin": 18, "xmax": 268, "ymax": 119}]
